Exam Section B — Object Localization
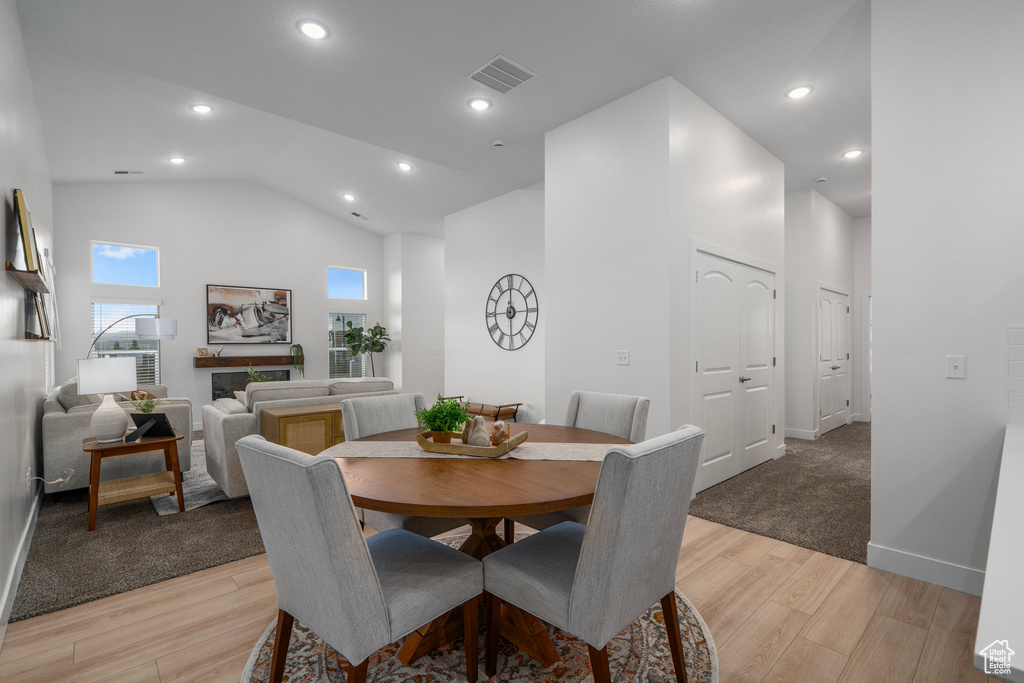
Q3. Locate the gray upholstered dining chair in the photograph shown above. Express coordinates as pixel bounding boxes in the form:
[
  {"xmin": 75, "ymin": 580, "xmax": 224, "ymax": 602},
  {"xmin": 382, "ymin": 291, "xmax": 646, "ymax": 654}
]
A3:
[
  {"xmin": 236, "ymin": 435, "xmax": 482, "ymax": 683},
  {"xmin": 505, "ymin": 390, "xmax": 651, "ymax": 541},
  {"xmin": 483, "ymin": 425, "xmax": 704, "ymax": 683},
  {"xmin": 340, "ymin": 393, "xmax": 465, "ymax": 538}
]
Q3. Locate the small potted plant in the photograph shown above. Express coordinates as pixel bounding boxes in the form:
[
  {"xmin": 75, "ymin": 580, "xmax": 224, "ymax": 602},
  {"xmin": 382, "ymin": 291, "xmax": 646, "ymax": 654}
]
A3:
[
  {"xmin": 130, "ymin": 390, "xmax": 163, "ymax": 414},
  {"xmin": 415, "ymin": 395, "xmax": 471, "ymax": 444}
]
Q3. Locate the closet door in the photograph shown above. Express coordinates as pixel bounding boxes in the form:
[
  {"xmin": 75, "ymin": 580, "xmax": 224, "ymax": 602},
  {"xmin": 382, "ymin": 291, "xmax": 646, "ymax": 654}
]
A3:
[
  {"xmin": 818, "ymin": 289, "xmax": 849, "ymax": 436},
  {"xmin": 693, "ymin": 251, "xmax": 775, "ymax": 492}
]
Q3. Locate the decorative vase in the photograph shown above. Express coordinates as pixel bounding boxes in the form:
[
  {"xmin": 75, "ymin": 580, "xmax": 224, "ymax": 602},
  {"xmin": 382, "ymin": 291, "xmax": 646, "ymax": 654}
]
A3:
[
  {"xmin": 91, "ymin": 394, "xmax": 129, "ymax": 443},
  {"xmin": 466, "ymin": 416, "xmax": 491, "ymax": 446},
  {"xmin": 430, "ymin": 431, "xmax": 455, "ymax": 444}
]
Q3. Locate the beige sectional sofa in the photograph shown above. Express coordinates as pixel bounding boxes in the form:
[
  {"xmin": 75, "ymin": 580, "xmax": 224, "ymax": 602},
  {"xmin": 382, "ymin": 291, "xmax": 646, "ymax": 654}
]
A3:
[
  {"xmin": 201, "ymin": 378, "xmax": 396, "ymax": 498},
  {"xmin": 42, "ymin": 381, "xmax": 194, "ymax": 494}
]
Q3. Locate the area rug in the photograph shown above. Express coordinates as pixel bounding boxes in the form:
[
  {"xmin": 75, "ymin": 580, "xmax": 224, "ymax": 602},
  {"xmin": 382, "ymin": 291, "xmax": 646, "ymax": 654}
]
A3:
[
  {"xmin": 241, "ymin": 537, "xmax": 718, "ymax": 683},
  {"xmin": 150, "ymin": 439, "xmax": 230, "ymax": 514},
  {"xmin": 9, "ymin": 439, "xmax": 264, "ymax": 622},
  {"xmin": 688, "ymin": 422, "xmax": 870, "ymax": 563}
]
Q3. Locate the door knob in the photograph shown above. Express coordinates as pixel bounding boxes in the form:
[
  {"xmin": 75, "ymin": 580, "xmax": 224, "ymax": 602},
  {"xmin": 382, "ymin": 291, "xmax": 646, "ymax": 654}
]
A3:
[{"xmin": 739, "ymin": 376, "xmax": 751, "ymax": 383}]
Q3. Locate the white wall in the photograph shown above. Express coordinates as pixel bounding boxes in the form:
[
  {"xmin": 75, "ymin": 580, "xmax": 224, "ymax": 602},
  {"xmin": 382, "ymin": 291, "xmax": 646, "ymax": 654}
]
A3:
[
  {"xmin": 784, "ymin": 189, "xmax": 854, "ymax": 438},
  {"xmin": 383, "ymin": 233, "xmax": 445, "ymax": 398},
  {"xmin": 547, "ymin": 77, "xmax": 785, "ymax": 440},
  {"xmin": 546, "ymin": 81, "xmax": 671, "ymax": 432},
  {"xmin": 870, "ymin": 0, "xmax": 1024, "ymax": 595},
  {"xmin": 852, "ymin": 216, "xmax": 871, "ymax": 421},
  {"xmin": 668, "ymin": 80, "xmax": 786, "ymax": 448},
  {"xmin": 0, "ymin": 0, "xmax": 53, "ymax": 639},
  {"xmin": 445, "ymin": 188, "xmax": 545, "ymax": 421},
  {"xmin": 53, "ymin": 182, "xmax": 384, "ymax": 427}
]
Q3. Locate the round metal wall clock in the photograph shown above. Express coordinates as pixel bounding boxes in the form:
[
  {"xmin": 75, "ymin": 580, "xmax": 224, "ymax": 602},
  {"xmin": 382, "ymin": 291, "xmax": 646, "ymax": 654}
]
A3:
[{"xmin": 485, "ymin": 274, "xmax": 538, "ymax": 351}]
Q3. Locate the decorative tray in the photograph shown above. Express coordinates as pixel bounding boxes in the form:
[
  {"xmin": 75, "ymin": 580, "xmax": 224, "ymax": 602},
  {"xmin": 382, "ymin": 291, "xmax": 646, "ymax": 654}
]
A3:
[{"xmin": 416, "ymin": 431, "xmax": 529, "ymax": 458}]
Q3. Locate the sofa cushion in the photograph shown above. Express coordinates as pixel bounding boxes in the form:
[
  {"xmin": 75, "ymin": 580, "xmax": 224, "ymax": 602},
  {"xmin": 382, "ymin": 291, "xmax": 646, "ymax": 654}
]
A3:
[
  {"xmin": 328, "ymin": 378, "xmax": 394, "ymax": 395},
  {"xmin": 67, "ymin": 404, "xmax": 101, "ymax": 415},
  {"xmin": 244, "ymin": 380, "xmax": 330, "ymax": 411},
  {"xmin": 234, "ymin": 391, "xmax": 247, "ymax": 403},
  {"xmin": 58, "ymin": 380, "xmax": 100, "ymax": 411},
  {"xmin": 214, "ymin": 398, "xmax": 249, "ymax": 415}
]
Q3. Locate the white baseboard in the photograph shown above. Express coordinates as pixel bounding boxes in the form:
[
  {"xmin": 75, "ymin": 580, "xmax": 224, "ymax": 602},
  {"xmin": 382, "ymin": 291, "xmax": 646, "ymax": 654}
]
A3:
[
  {"xmin": 867, "ymin": 541, "xmax": 985, "ymax": 596},
  {"xmin": 785, "ymin": 428, "xmax": 817, "ymax": 440},
  {"xmin": 852, "ymin": 413, "xmax": 871, "ymax": 422},
  {"xmin": 0, "ymin": 487, "xmax": 42, "ymax": 651},
  {"xmin": 192, "ymin": 420, "xmax": 203, "ymax": 433}
]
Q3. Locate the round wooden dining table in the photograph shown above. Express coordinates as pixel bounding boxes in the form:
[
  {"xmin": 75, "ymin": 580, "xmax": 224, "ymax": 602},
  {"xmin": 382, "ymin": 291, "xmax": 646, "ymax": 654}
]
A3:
[{"xmin": 333, "ymin": 423, "xmax": 631, "ymax": 667}]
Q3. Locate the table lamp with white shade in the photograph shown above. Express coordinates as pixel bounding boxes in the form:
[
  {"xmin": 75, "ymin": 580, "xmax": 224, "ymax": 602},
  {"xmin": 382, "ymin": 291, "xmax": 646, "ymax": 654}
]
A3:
[
  {"xmin": 77, "ymin": 357, "xmax": 138, "ymax": 442},
  {"xmin": 81, "ymin": 315, "xmax": 178, "ymax": 442}
]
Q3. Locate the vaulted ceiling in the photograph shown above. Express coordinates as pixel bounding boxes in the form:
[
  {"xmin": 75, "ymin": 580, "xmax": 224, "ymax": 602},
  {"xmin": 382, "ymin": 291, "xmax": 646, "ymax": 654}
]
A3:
[{"xmin": 18, "ymin": 0, "xmax": 870, "ymax": 237}]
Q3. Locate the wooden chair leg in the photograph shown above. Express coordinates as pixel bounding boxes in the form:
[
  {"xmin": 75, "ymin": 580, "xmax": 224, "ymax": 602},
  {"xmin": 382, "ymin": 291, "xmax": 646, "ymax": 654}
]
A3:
[
  {"xmin": 270, "ymin": 610, "xmax": 294, "ymax": 683},
  {"xmin": 587, "ymin": 644, "xmax": 612, "ymax": 683},
  {"xmin": 504, "ymin": 518, "xmax": 515, "ymax": 544},
  {"xmin": 661, "ymin": 592, "xmax": 688, "ymax": 683},
  {"xmin": 347, "ymin": 658, "xmax": 368, "ymax": 683},
  {"xmin": 485, "ymin": 592, "xmax": 499, "ymax": 678},
  {"xmin": 463, "ymin": 595, "xmax": 479, "ymax": 682}
]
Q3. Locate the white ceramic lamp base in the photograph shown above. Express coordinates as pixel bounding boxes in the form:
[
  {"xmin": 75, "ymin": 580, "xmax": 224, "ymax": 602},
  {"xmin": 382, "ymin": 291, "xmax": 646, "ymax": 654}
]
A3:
[{"xmin": 90, "ymin": 394, "xmax": 129, "ymax": 443}]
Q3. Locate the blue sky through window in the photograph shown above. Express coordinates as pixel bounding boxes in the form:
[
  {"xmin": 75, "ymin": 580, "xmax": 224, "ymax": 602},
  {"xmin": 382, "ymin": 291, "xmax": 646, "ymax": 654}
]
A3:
[
  {"xmin": 92, "ymin": 243, "xmax": 159, "ymax": 286},
  {"xmin": 328, "ymin": 267, "xmax": 365, "ymax": 299}
]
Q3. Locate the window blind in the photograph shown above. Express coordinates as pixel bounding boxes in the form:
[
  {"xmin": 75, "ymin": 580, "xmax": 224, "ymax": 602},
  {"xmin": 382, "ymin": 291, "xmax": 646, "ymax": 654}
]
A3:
[
  {"xmin": 90, "ymin": 302, "xmax": 160, "ymax": 385},
  {"xmin": 328, "ymin": 313, "xmax": 366, "ymax": 379}
]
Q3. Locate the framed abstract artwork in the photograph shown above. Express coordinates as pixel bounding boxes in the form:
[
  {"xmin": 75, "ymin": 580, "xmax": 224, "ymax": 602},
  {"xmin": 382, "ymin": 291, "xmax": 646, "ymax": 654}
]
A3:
[{"xmin": 206, "ymin": 285, "xmax": 292, "ymax": 344}]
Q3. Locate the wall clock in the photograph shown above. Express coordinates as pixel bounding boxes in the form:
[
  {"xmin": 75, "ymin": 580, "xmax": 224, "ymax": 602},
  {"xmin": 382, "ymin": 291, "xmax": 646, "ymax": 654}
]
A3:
[{"xmin": 485, "ymin": 273, "xmax": 538, "ymax": 351}]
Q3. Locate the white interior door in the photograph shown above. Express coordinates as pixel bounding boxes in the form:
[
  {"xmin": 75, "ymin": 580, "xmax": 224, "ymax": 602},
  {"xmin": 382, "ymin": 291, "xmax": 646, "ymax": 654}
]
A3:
[
  {"xmin": 693, "ymin": 252, "xmax": 775, "ymax": 491},
  {"xmin": 818, "ymin": 289, "xmax": 849, "ymax": 436}
]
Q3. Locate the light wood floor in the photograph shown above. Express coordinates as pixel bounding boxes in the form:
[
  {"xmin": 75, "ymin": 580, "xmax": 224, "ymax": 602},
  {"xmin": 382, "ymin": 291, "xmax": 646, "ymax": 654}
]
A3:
[{"xmin": 0, "ymin": 517, "xmax": 992, "ymax": 683}]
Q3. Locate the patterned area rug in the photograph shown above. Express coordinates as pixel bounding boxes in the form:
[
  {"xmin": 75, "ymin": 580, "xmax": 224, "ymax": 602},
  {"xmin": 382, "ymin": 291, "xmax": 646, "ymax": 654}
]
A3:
[
  {"xmin": 150, "ymin": 439, "xmax": 230, "ymax": 514},
  {"xmin": 241, "ymin": 537, "xmax": 718, "ymax": 683}
]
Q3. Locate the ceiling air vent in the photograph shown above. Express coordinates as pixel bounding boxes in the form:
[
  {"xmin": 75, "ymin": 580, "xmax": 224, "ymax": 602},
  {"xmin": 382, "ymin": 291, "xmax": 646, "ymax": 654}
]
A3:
[
  {"xmin": 469, "ymin": 55, "xmax": 535, "ymax": 94},
  {"xmin": 112, "ymin": 170, "xmax": 143, "ymax": 175},
  {"xmin": 351, "ymin": 212, "xmax": 368, "ymax": 221}
]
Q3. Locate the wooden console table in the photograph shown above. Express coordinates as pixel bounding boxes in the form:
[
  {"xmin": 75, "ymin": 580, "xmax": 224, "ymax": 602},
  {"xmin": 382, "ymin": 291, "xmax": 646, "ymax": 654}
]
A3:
[
  {"xmin": 261, "ymin": 403, "xmax": 344, "ymax": 455},
  {"xmin": 82, "ymin": 431, "xmax": 185, "ymax": 531}
]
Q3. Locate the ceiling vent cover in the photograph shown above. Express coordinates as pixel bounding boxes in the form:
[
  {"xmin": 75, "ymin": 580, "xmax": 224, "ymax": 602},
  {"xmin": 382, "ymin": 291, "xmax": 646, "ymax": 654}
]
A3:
[
  {"xmin": 351, "ymin": 212, "xmax": 368, "ymax": 221},
  {"xmin": 469, "ymin": 55, "xmax": 535, "ymax": 94},
  {"xmin": 112, "ymin": 170, "xmax": 144, "ymax": 175}
]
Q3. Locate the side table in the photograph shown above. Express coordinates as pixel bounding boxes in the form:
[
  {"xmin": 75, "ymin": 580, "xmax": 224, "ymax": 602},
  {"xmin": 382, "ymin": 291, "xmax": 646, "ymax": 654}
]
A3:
[{"xmin": 82, "ymin": 430, "xmax": 185, "ymax": 531}]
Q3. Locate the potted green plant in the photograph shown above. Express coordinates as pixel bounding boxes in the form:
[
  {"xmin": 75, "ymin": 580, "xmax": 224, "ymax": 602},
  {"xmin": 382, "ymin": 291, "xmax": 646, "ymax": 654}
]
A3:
[
  {"xmin": 343, "ymin": 321, "xmax": 390, "ymax": 377},
  {"xmin": 129, "ymin": 390, "xmax": 162, "ymax": 414},
  {"xmin": 290, "ymin": 343, "xmax": 304, "ymax": 377},
  {"xmin": 415, "ymin": 395, "xmax": 471, "ymax": 444},
  {"xmin": 245, "ymin": 365, "xmax": 268, "ymax": 383}
]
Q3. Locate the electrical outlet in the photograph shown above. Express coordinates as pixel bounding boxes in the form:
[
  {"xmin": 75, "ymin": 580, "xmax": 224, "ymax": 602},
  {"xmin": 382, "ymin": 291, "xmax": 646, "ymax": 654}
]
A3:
[
  {"xmin": 617, "ymin": 350, "xmax": 630, "ymax": 366},
  {"xmin": 946, "ymin": 355, "xmax": 967, "ymax": 379}
]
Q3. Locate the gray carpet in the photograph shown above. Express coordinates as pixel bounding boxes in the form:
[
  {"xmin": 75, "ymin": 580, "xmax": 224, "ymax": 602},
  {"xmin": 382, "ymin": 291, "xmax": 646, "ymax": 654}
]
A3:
[
  {"xmin": 10, "ymin": 439, "xmax": 264, "ymax": 623},
  {"xmin": 688, "ymin": 422, "xmax": 870, "ymax": 564}
]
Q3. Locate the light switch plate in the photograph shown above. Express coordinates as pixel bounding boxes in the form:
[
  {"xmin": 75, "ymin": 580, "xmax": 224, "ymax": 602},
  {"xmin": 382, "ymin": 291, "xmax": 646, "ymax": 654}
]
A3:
[
  {"xmin": 946, "ymin": 355, "xmax": 966, "ymax": 379},
  {"xmin": 617, "ymin": 350, "xmax": 630, "ymax": 366}
]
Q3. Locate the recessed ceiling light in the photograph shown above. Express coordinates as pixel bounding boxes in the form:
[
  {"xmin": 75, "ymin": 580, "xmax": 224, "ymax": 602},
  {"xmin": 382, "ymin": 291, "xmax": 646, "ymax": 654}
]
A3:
[
  {"xmin": 469, "ymin": 98, "xmax": 492, "ymax": 111},
  {"xmin": 397, "ymin": 162, "xmax": 413, "ymax": 172},
  {"xmin": 786, "ymin": 85, "xmax": 813, "ymax": 99},
  {"xmin": 190, "ymin": 104, "xmax": 213, "ymax": 114},
  {"xmin": 168, "ymin": 157, "xmax": 186, "ymax": 165},
  {"xmin": 298, "ymin": 20, "xmax": 328, "ymax": 40},
  {"xmin": 343, "ymin": 193, "xmax": 356, "ymax": 202},
  {"xmin": 842, "ymin": 149, "xmax": 864, "ymax": 159}
]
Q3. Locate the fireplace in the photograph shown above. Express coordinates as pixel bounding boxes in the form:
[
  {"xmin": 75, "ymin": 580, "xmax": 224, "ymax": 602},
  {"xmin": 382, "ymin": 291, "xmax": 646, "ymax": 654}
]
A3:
[{"xmin": 212, "ymin": 370, "xmax": 290, "ymax": 400}]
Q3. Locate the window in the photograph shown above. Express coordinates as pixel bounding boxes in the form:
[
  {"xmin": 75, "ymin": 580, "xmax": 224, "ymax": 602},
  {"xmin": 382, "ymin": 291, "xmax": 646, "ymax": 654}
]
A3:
[
  {"xmin": 328, "ymin": 313, "xmax": 366, "ymax": 378},
  {"xmin": 328, "ymin": 267, "xmax": 366, "ymax": 300},
  {"xmin": 91, "ymin": 301, "xmax": 161, "ymax": 385},
  {"xmin": 92, "ymin": 242, "xmax": 159, "ymax": 287}
]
